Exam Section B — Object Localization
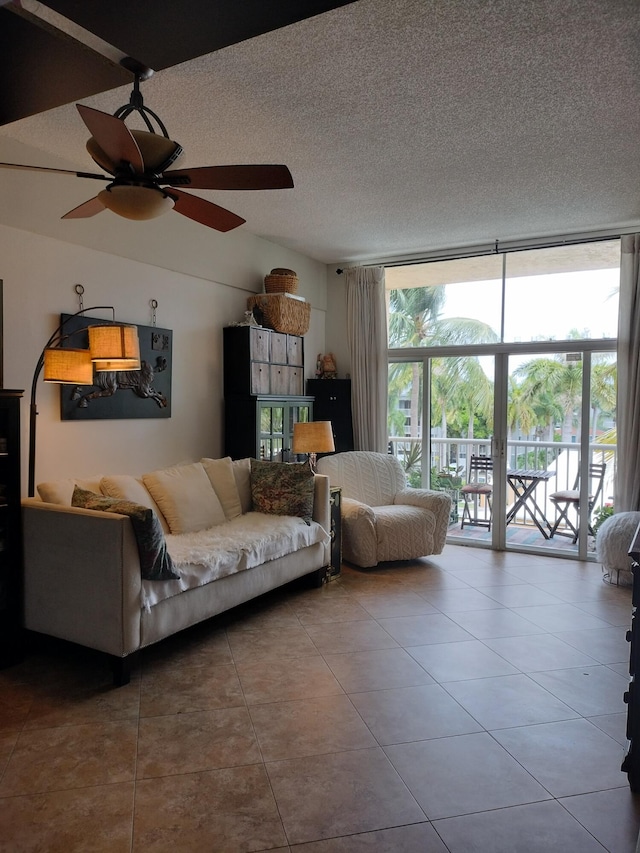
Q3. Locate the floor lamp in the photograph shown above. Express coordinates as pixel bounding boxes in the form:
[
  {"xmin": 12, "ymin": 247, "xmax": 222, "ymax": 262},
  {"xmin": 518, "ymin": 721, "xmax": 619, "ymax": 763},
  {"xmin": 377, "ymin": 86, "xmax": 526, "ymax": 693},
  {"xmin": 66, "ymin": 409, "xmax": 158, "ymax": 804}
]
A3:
[{"xmin": 28, "ymin": 307, "xmax": 141, "ymax": 497}]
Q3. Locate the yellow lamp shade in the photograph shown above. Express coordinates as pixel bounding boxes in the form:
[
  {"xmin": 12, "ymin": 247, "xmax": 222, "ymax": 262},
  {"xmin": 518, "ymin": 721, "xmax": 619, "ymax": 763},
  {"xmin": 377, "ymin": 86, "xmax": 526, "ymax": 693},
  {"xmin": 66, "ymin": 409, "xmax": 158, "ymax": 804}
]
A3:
[
  {"xmin": 292, "ymin": 421, "xmax": 335, "ymax": 454},
  {"xmin": 89, "ymin": 324, "xmax": 141, "ymax": 369},
  {"xmin": 43, "ymin": 348, "xmax": 94, "ymax": 384}
]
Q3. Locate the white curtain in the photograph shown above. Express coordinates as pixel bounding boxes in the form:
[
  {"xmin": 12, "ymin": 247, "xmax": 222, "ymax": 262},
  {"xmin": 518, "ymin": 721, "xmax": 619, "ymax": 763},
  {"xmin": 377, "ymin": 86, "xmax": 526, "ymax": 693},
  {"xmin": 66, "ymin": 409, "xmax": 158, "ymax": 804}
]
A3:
[
  {"xmin": 616, "ymin": 234, "xmax": 640, "ymax": 512},
  {"xmin": 344, "ymin": 265, "xmax": 388, "ymax": 453}
]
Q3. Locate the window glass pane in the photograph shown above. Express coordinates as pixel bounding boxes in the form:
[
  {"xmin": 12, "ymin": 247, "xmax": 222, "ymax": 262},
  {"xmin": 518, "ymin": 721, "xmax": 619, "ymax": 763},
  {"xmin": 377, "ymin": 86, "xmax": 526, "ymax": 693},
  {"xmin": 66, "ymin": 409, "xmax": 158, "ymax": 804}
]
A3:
[
  {"xmin": 504, "ymin": 241, "xmax": 619, "ymax": 342},
  {"xmin": 386, "ymin": 255, "xmax": 503, "ymax": 347}
]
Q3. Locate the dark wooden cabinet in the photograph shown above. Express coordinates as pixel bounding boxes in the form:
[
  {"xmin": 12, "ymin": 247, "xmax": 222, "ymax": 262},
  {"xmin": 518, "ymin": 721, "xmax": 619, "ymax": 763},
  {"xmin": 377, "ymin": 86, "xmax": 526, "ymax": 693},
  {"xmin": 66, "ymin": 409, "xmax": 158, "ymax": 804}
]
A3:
[
  {"xmin": 306, "ymin": 379, "xmax": 354, "ymax": 453},
  {"xmin": 624, "ymin": 523, "xmax": 640, "ymax": 790},
  {"xmin": 0, "ymin": 389, "xmax": 24, "ymax": 668},
  {"xmin": 223, "ymin": 325, "xmax": 313, "ymax": 460}
]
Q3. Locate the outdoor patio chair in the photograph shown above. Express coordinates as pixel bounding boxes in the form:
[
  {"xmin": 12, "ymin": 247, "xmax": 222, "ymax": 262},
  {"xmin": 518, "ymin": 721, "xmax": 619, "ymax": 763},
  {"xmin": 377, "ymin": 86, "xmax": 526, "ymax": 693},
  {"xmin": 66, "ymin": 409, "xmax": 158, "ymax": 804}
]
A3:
[
  {"xmin": 549, "ymin": 462, "xmax": 606, "ymax": 544},
  {"xmin": 460, "ymin": 455, "xmax": 493, "ymax": 531}
]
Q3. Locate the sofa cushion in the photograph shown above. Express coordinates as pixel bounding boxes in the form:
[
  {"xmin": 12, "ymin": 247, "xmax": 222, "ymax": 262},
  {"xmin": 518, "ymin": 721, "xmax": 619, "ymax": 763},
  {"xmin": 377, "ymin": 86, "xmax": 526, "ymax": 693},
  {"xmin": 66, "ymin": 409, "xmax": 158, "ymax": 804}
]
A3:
[
  {"xmin": 250, "ymin": 459, "xmax": 315, "ymax": 520},
  {"xmin": 99, "ymin": 474, "xmax": 170, "ymax": 533},
  {"xmin": 37, "ymin": 477, "xmax": 103, "ymax": 505},
  {"xmin": 231, "ymin": 458, "xmax": 252, "ymax": 514},
  {"xmin": 143, "ymin": 462, "xmax": 226, "ymax": 534},
  {"xmin": 71, "ymin": 486, "xmax": 179, "ymax": 581},
  {"xmin": 200, "ymin": 457, "xmax": 243, "ymax": 520}
]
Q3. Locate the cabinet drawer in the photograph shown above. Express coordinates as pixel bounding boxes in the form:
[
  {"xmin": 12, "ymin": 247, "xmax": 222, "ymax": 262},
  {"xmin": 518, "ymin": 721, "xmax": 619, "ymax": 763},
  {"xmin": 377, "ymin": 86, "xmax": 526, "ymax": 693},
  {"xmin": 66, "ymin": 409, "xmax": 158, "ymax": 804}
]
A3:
[
  {"xmin": 270, "ymin": 333, "xmax": 288, "ymax": 364},
  {"xmin": 249, "ymin": 327, "xmax": 270, "ymax": 361},
  {"xmin": 251, "ymin": 362, "xmax": 270, "ymax": 394},
  {"xmin": 270, "ymin": 365, "xmax": 288, "ymax": 396},
  {"xmin": 287, "ymin": 336, "xmax": 303, "ymax": 366},
  {"xmin": 288, "ymin": 367, "xmax": 304, "ymax": 395}
]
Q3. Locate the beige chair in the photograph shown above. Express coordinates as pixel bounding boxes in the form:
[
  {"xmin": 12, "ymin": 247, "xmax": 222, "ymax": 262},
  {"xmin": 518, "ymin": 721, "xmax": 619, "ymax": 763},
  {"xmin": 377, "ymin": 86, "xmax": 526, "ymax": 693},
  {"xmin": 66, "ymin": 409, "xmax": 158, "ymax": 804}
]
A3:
[
  {"xmin": 549, "ymin": 462, "xmax": 606, "ymax": 543},
  {"xmin": 317, "ymin": 451, "xmax": 451, "ymax": 568}
]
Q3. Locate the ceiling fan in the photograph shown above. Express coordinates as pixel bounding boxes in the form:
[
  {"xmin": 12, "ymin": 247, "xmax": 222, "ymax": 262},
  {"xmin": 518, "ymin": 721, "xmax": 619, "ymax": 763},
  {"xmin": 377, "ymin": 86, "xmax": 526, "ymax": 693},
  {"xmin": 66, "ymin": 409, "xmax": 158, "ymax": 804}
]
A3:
[{"xmin": 0, "ymin": 59, "xmax": 294, "ymax": 232}]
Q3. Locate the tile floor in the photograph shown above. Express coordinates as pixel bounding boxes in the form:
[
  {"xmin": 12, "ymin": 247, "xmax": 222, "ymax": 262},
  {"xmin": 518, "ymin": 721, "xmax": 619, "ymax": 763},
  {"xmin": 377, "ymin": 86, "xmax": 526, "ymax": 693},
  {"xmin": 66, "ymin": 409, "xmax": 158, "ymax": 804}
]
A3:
[{"xmin": 1, "ymin": 545, "xmax": 640, "ymax": 851}]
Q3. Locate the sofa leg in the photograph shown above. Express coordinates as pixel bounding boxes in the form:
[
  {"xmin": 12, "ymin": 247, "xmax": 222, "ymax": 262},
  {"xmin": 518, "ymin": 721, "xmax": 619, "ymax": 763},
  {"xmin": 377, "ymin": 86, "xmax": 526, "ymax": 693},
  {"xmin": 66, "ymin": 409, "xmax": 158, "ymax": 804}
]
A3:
[
  {"xmin": 310, "ymin": 567, "xmax": 328, "ymax": 588},
  {"xmin": 111, "ymin": 655, "xmax": 131, "ymax": 687}
]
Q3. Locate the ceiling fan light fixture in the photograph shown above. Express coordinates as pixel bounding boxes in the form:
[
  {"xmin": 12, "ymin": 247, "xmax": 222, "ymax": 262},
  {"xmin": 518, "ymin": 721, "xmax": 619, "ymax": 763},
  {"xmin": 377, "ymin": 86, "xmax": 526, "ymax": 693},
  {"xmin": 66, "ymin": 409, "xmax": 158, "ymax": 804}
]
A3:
[{"xmin": 97, "ymin": 185, "xmax": 175, "ymax": 220}]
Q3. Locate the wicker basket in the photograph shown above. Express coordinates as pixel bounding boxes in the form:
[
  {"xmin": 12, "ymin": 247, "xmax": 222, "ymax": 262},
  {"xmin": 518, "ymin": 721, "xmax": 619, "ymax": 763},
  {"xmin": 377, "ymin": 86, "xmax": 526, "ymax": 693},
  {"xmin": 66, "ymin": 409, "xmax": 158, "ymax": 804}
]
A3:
[
  {"xmin": 264, "ymin": 268, "xmax": 299, "ymax": 294},
  {"xmin": 247, "ymin": 293, "xmax": 310, "ymax": 335}
]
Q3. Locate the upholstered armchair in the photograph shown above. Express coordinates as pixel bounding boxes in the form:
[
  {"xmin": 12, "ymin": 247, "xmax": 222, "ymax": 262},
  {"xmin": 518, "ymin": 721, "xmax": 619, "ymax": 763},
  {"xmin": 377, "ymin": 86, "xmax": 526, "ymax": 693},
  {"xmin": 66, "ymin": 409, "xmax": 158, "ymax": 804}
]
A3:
[{"xmin": 317, "ymin": 451, "xmax": 451, "ymax": 568}]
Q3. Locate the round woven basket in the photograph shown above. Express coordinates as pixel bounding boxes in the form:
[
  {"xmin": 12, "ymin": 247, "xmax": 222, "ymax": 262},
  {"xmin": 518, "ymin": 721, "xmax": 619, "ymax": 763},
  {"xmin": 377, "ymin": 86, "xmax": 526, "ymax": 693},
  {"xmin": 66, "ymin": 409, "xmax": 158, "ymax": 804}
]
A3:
[{"xmin": 264, "ymin": 268, "xmax": 299, "ymax": 294}]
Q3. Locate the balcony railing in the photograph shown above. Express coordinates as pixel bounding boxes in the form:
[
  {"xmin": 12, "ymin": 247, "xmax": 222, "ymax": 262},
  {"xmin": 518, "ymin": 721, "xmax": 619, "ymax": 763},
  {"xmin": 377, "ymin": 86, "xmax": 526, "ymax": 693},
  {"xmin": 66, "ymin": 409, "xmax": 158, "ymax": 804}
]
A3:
[{"xmin": 388, "ymin": 435, "xmax": 615, "ymax": 538}]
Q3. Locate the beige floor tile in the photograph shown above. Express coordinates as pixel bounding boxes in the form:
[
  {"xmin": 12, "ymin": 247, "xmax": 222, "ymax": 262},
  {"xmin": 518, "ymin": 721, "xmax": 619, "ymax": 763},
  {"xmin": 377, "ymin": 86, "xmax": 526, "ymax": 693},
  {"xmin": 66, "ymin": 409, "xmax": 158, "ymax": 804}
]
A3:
[
  {"xmin": 588, "ymin": 711, "xmax": 629, "ymax": 746},
  {"xmin": 227, "ymin": 625, "xmax": 320, "ymax": 663},
  {"xmin": 137, "ymin": 706, "xmax": 261, "ymax": 778},
  {"xmin": 512, "ymin": 603, "xmax": 613, "ymax": 633},
  {"xmin": 445, "ymin": 607, "xmax": 546, "ymax": 639},
  {"xmin": 559, "ymin": 787, "xmax": 640, "ymax": 853},
  {"xmin": 0, "ymin": 781, "xmax": 134, "ymax": 853},
  {"xmin": 376, "ymin": 613, "xmax": 473, "ymax": 646},
  {"xmin": 24, "ymin": 680, "xmax": 141, "ymax": 730},
  {"xmin": 529, "ymin": 664, "xmax": 628, "ymax": 717},
  {"xmin": 290, "ymin": 595, "xmax": 372, "ymax": 625},
  {"xmin": 350, "ymin": 683, "xmax": 482, "ymax": 744},
  {"xmin": 140, "ymin": 661, "xmax": 245, "ymax": 716},
  {"xmin": 573, "ymin": 598, "xmax": 634, "ymax": 627},
  {"xmin": 493, "ymin": 718, "xmax": 628, "ymax": 797},
  {"xmin": 407, "ymin": 639, "xmax": 519, "ymax": 682},
  {"xmin": 0, "ymin": 682, "xmax": 33, "ymax": 733},
  {"xmin": 142, "ymin": 625, "xmax": 233, "ymax": 671},
  {"xmin": 476, "ymin": 583, "xmax": 563, "ymax": 607},
  {"xmin": 385, "ymin": 731, "xmax": 550, "ymax": 819},
  {"xmin": 354, "ymin": 591, "xmax": 438, "ymax": 618},
  {"xmin": 554, "ymin": 625, "xmax": 630, "ymax": 664},
  {"xmin": 483, "ymin": 633, "xmax": 599, "ymax": 672},
  {"xmin": 444, "ymin": 673, "xmax": 580, "ymax": 729},
  {"xmin": 289, "ymin": 822, "xmax": 449, "ymax": 851},
  {"xmin": 421, "ymin": 587, "xmax": 505, "ymax": 613},
  {"xmin": 304, "ymin": 620, "xmax": 398, "ymax": 655},
  {"xmin": 0, "ymin": 730, "xmax": 17, "ymax": 778},
  {"xmin": 266, "ymin": 747, "xmax": 425, "ymax": 845},
  {"xmin": 237, "ymin": 656, "xmax": 344, "ymax": 705},
  {"xmin": 250, "ymin": 694, "xmax": 376, "ymax": 761},
  {"xmin": 323, "ymin": 647, "xmax": 435, "ymax": 693},
  {"xmin": 0, "ymin": 720, "xmax": 137, "ymax": 796},
  {"xmin": 434, "ymin": 799, "xmax": 610, "ymax": 853},
  {"xmin": 133, "ymin": 765, "xmax": 287, "ymax": 852}
]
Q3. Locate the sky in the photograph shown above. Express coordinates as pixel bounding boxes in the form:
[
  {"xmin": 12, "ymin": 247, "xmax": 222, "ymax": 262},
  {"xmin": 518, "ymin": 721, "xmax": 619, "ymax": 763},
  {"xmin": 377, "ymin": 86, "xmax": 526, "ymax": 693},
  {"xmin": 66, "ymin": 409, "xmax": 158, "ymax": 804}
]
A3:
[{"xmin": 441, "ymin": 268, "xmax": 619, "ymax": 342}]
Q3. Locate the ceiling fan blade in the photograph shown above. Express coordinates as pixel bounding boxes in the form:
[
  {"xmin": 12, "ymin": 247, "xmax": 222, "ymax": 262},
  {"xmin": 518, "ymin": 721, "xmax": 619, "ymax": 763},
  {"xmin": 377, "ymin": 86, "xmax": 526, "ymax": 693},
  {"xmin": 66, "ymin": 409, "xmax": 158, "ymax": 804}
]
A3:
[
  {"xmin": 160, "ymin": 165, "xmax": 294, "ymax": 191},
  {"xmin": 168, "ymin": 188, "xmax": 245, "ymax": 232},
  {"xmin": 0, "ymin": 162, "xmax": 108, "ymax": 181},
  {"xmin": 76, "ymin": 104, "xmax": 144, "ymax": 173},
  {"xmin": 61, "ymin": 196, "xmax": 106, "ymax": 219}
]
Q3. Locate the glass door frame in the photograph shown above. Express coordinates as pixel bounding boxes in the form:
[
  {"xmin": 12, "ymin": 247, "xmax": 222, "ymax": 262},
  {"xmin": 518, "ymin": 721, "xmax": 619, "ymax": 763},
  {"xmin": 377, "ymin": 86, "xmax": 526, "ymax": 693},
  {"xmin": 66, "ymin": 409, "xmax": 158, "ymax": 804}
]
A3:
[{"xmin": 390, "ymin": 336, "xmax": 616, "ymax": 559}]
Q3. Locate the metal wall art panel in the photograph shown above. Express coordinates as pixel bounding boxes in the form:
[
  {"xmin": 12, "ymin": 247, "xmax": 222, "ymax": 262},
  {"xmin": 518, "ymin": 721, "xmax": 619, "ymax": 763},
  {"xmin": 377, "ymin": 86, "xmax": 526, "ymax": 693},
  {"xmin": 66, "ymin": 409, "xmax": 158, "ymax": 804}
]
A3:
[{"xmin": 59, "ymin": 314, "xmax": 172, "ymax": 420}]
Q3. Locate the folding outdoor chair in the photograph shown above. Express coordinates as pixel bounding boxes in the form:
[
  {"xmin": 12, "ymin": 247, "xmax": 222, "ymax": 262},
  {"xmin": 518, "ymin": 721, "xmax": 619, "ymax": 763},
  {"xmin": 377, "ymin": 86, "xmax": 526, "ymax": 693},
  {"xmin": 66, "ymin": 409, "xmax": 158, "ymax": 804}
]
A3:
[
  {"xmin": 460, "ymin": 455, "xmax": 493, "ymax": 530},
  {"xmin": 549, "ymin": 462, "xmax": 606, "ymax": 543}
]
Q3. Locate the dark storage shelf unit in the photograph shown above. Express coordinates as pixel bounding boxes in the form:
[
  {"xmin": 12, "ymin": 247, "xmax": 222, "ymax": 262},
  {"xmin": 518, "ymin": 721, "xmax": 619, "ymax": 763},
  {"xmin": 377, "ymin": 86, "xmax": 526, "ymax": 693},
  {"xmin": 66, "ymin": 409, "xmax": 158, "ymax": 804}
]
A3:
[
  {"xmin": 224, "ymin": 325, "xmax": 304, "ymax": 397},
  {"xmin": 223, "ymin": 325, "xmax": 313, "ymax": 460},
  {"xmin": 306, "ymin": 378, "xmax": 354, "ymax": 454},
  {"xmin": 0, "ymin": 389, "xmax": 24, "ymax": 668}
]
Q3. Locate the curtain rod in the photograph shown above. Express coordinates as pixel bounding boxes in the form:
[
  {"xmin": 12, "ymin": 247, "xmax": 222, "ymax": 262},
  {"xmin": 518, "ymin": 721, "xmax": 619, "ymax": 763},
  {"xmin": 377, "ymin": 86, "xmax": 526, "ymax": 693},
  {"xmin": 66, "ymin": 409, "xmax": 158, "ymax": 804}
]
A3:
[{"xmin": 335, "ymin": 227, "xmax": 634, "ymax": 273}]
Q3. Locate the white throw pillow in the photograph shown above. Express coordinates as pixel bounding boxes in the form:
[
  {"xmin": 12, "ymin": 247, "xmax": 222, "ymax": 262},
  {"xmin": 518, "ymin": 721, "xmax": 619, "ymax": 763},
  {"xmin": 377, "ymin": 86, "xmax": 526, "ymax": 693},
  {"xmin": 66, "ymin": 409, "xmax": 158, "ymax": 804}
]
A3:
[
  {"xmin": 100, "ymin": 474, "xmax": 170, "ymax": 533},
  {"xmin": 37, "ymin": 477, "xmax": 103, "ymax": 505},
  {"xmin": 231, "ymin": 458, "xmax": 252, "ymax": 514},
  {"xmin": 200, "ymin": 457, "xmax": 243, "ymax": 520},
  {"xmin": 142, "ymin": 462, "xmax": 226, "ymax": 534}
]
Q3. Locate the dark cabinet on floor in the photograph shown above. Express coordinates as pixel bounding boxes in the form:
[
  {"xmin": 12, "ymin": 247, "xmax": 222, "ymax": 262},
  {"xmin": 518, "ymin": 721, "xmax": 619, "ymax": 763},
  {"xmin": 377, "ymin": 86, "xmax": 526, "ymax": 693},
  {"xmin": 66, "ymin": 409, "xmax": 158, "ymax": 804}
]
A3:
[
  {"xmin": 0, "ymin": 390, "xmax": 24, "ymax": 668},
  {"xmin": 306, "ymin": 379, "xmax": 354, "ymax": 453}
]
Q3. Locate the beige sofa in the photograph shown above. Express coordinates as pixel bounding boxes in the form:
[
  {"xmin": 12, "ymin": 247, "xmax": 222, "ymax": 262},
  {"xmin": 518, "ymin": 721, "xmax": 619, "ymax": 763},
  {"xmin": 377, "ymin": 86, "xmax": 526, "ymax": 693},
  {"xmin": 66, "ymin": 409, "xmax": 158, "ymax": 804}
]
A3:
[
  {"xmin": 317, "ymin": 451, "xmax": 451, "ymax": 568},
  {"xmin": 22, "ymin": 458, "xmax": 331, "ymax": 685}
]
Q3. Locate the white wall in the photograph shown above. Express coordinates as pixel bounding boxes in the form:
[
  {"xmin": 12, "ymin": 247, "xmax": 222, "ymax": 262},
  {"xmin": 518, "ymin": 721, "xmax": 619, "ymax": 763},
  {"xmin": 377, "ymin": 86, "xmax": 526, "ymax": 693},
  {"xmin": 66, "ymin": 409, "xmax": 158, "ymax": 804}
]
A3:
[
  {"xmin": 324, "ymin": 268, "xmax": 351, "ymax": 377},
  {"xmin": 1, "ymin": 222, "xmax": 327, "ymax": 492}
]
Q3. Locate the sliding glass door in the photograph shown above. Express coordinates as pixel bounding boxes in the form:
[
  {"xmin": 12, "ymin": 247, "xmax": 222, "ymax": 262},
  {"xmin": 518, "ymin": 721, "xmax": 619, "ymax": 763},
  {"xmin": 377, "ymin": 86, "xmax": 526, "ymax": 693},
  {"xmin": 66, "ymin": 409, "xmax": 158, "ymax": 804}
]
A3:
[{"xmin": 387, "ymin": 239, "xmax": 619, "ymax": 559}]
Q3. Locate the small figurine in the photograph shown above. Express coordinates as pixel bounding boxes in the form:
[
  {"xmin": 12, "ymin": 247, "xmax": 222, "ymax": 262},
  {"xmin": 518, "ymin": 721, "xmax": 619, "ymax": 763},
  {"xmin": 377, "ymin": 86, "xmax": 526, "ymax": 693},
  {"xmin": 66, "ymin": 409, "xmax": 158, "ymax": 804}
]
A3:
[
  {"xmin": 316, "ymin": 354, "xmax": 323, "ymax": 378},
  {"xmin": 322, "ymin": 352, "xmax": 337, "ymax": 379}
]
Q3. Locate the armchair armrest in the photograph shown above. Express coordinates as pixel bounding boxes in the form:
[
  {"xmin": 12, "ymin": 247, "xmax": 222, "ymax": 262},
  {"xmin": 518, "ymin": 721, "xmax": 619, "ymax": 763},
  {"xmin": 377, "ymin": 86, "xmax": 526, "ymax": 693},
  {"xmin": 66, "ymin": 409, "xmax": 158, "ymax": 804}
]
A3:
[
  {"xmin": 394, "ymin": 488, "xmax": 452, "ymax": 553},
  {"xmin": 341, "ymin": 496, "xmax": 376, "ymax": 523}
]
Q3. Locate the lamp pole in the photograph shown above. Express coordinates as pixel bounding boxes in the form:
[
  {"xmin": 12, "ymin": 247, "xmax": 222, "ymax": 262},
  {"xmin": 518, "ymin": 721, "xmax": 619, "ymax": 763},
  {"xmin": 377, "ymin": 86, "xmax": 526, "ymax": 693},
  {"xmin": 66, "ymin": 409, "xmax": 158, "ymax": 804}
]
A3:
[{"xmin": 28, "ymin": 306, "xmax": 117, "ymax": 497}]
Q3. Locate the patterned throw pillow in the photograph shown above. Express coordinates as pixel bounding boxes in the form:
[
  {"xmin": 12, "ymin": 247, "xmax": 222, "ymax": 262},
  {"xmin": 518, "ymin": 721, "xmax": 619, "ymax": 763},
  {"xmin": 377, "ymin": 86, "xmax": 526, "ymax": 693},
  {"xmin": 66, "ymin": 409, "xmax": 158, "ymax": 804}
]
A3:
[
  {"xmin": 71, "ymin": 487, "xmax": 179, "ymax": 581},
  {"xmin": 250, "ymin": 459, "xmax": 315, "ymax": 521}
]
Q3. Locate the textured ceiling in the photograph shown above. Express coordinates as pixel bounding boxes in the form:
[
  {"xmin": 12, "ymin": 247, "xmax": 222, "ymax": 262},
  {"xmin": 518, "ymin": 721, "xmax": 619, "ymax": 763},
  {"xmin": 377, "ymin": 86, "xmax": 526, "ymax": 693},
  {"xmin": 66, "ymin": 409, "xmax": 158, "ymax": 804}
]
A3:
[{"xmin": 0, "ymin": 0, "xmax": 639, "ymax": 265}]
